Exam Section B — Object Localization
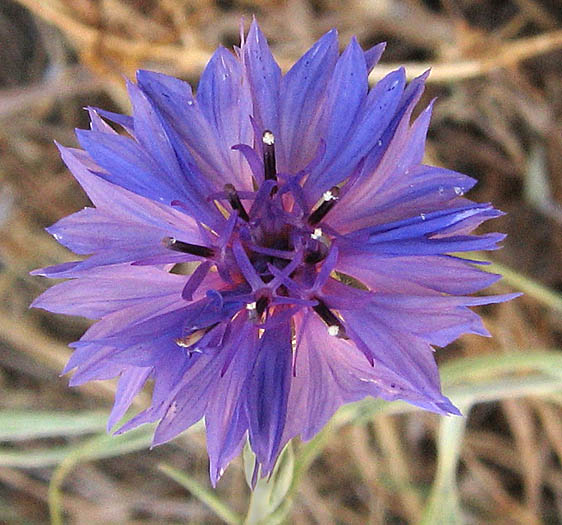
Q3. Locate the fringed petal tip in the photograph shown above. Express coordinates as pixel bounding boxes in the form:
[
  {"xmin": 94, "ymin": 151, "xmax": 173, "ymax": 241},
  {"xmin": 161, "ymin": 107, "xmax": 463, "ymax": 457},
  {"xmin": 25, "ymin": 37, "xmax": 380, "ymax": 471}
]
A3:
[{"xmin": 435, "ymin": 398, "xmax": 463, "ymax": 416}]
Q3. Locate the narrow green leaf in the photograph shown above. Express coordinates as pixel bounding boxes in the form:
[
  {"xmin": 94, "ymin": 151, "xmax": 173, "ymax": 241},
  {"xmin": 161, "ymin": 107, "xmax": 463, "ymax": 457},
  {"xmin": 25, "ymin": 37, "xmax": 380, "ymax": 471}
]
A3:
[
  {"xmin": 48, "ymin": 427, "xmax": 155, "ymax": 525},
  {"xmin": 441, "ymin": 350, "xmax": 562, "ymax": 383},
  {"xmin": 0, "ymin": 426, "xmax": 154, "ymax": 468},
  {"xmin": 158, "ymin": 463, "xmax": 242, "ymax": 525},
  {"xmin": 0, "ymin": 410, "xmax": 108, "ymax": 441}
]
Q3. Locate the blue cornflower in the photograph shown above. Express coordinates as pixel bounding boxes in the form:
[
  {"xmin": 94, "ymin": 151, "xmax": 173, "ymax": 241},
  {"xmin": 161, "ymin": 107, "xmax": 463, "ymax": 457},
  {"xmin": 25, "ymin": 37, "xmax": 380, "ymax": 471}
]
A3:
[{"xmin": 32, "ymin": 20, "xmax": 516, "ymax": 485}]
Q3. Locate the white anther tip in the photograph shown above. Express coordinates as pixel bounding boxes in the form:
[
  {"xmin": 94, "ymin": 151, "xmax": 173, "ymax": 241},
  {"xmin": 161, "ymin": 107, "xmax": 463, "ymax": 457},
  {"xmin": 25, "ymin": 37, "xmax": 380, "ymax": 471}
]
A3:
[
  {"xmin": 311, "ymin": 228, "xmax": 323, "ymax": 240},
  {"xmin": 328, "ymin": 325, "xmax": 340, "ymax": 337},
  {"xmin": 322, "ymin": 190, "xmax": 336, "ymax": 202},
  {"xmin": 262, "ymin": 130, "xmax": 275, "ymax": 146},
  {"xmin": 246, "ymin": 301, "xmax": 257, "ymax": 311}
]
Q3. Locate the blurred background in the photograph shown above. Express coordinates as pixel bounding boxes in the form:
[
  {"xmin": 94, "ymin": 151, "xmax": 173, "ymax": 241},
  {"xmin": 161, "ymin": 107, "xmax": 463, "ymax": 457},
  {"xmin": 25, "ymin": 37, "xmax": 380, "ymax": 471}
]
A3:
[{"xmin": 1, "ymin": 0, "xmax": 562, "ymax": 523}]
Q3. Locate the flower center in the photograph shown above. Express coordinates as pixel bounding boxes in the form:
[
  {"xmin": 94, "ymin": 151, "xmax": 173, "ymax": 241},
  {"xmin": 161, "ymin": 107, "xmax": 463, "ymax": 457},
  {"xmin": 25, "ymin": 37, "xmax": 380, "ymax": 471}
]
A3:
[{"xmin": 164, "ymin": 131, "xmax": 348, "ymax": 343}]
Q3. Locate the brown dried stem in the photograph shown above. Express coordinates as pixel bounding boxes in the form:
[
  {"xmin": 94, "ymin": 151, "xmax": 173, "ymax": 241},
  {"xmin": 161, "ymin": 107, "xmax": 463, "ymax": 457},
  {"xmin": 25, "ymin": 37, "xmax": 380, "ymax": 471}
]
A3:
[{"xmin": 15, "ymin": 0, "xmax": 562, "ymax": 83}]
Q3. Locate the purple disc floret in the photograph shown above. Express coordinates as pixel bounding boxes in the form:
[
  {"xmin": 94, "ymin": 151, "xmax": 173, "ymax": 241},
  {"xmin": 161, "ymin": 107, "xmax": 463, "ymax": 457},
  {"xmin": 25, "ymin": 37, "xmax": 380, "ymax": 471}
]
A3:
[{"xmin": 32, "ymin": 19, "xmax": 517, "ymax": 486}]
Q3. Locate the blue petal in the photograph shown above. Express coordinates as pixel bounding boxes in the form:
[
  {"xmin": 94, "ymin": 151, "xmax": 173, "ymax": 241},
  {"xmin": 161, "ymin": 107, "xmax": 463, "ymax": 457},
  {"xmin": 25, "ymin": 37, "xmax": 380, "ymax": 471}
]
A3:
[
  {"xmin": 89, "ymin": 107, "xmax": 135, "ymax": 134},
  {"xmin": 351, "ymin": 233, "xmax": 506, "ymax": 256},
  {"xmin": 329, "ymin": 164, "xmax": 478, "ymax": 233},
  {"xmin": 341, "ymin": 301, "xmax": 449, "ymax": 406},
  {"xmin": 278, "ymin": 29, "xmax": 339, "ymax": 172},
  {"xmin": 45, "ymin": 146, "xmax": 210, "ymax": 271},
  {"xmin": 32, "ymin": 266, "xmax": 187, "ymax": 319},
  {"xmin": 242, "ymin": 19, "xmax": 282, "ymax": 135},
  {"xmin": 76, "ymin": 129, "xmax": 187, "ymax": 205},
  {"xmin": 345, "ymin": 292, "xmax": 518, "ymax": 348},
  {"xmin": 336, "ymin": 253, "xmax": 501, "ymax": 295},
  {"xmin": 338, "ymin": 203, "xmax": 506, "ymax": 256},
  {"xmin": 362, "ymin": 70, "xmax": 430, "ymax": 178},
  {"xmin": 246, "ymin": 318, "xmax": 292, "ymax": 477},
  {"xmin": 364, "ymin": 42, "xmax": 386, "ymax": 72},
  {"xmin": 302, "ymin": 37, "xmax": 367, "ymax": 196},
  {"xmin": 360, "ymin": 204, "xmax": 501, "ymax": 242},
  {"xmin": 117, "ymin": 348, "xmax": 197, "ymax": 434},
  {"xmin": 127, "ymin": 80, "xmax": 194, "ymax": 194},
  {"xmin": 197, "ymin": 47, "xmax": 254, "ymax": 190},
  {"xmin": 107, "ymin": 367, "xmax": 152, "ymax": 430},
  {"xmin": 205, "ymin": 320, "xmax": 257, "ymax": 486},
  {"xmin": 67, "ymin": 346, "xmax": 125, "ymax": 385},
  {"xmin": 152, "ymin": 352, "xmax": 220, "ymax": 446},
  {"xmin": 136, "ymin": 70, "xmax": 245, "ymax": 190},
  {"xmin": 304, "ymin": 66, "xmax": 406, "ymax": 197},
  {"xmin": 282, "ymin": 314, "xmax": 370, "ymax": 445},
  {"xmin": 92, "ymin": 295, "xmax": 233, "ymax": 347}
]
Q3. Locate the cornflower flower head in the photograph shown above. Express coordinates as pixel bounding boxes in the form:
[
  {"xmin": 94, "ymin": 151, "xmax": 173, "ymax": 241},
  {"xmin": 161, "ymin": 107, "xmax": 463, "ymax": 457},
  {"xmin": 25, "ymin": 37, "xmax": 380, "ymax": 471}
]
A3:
[{"xmin": 32, "ymin": 20, "xmax": 516, "ymax": 485}]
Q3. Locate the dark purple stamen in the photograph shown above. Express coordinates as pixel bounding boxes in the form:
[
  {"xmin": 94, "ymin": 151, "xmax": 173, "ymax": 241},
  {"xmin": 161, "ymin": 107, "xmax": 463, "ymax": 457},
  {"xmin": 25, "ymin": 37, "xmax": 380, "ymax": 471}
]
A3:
[
  {"xmin": 163, "ymin": 237, "xmax": 215, "ymax": 258},
  {"xmin": 312, "ymin": 298, "xmax": 348, "ymax": 339},
  {"xmin": 262, "ymin": 130, "xmax": 277, "ymax": 182},
  {"xmin": 246, "ymin": 295, "xmax": 269, "ymax": 321},
  {"xmin": 256, "ymin": 296, "xmax": 269, "ymax": 317},
  {"xmin": 305, "ymin": 250, "xmax": 326, "ymax": 265},
  {"xmin": 308, "ymin": 186, "xmax": 340, "ymax": 226},
  {"xmin": 224, "ymin": 184, "xmax": 250, "ymax": 222}
]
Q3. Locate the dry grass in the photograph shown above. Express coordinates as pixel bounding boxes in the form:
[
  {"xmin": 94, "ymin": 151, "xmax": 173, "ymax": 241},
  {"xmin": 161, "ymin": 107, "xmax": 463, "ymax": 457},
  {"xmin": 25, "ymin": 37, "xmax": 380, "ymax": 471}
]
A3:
[{"xmin": 1, "ymin": 0, "xmax": 562, "ymax": 523}]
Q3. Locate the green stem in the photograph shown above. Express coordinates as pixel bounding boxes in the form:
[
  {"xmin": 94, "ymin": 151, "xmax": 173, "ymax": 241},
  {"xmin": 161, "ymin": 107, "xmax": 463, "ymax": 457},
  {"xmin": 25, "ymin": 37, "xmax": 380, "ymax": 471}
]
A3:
[
  {"xmin": 420, "ymin": 402, "xmax": 471, "ymax": 525},
  {"xmin": 48, "ymin": 434, "xmax": 109, "ymax": 525},
  {"xmin": 243, "ymin": 442, "xmax": 294, "ymax": 525},
  {"xmin": 244, "ymin": 476, "xmax": 274, "ymax": 525}
]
